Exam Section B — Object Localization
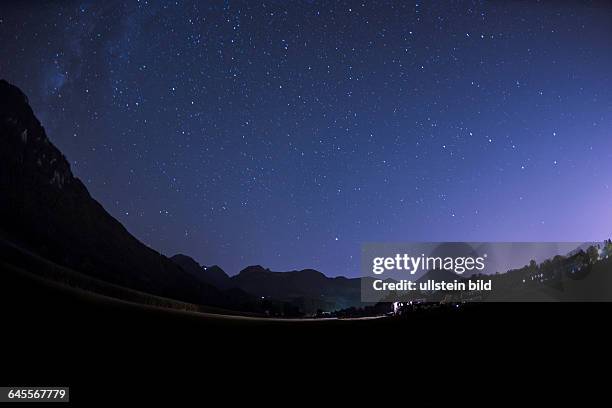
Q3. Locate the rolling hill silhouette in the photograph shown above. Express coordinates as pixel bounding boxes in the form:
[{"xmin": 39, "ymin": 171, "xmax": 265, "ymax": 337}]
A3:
[
  {"xmin": 170, "ymin": 254, "xmax": 363, "ymax": 313},
  {"xmin": 230, "ymin": 264, "xmax": 362, "ymax": 312}
]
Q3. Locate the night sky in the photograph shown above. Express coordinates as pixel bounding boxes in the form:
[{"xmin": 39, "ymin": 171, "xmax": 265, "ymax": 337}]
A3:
[{"xmin": 1, "ymin": 1, "xmax": 612, "ymax": 277}]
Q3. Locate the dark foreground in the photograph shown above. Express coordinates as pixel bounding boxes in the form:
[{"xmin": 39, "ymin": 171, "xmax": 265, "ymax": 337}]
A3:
[{"xmin": 1, "ymin": 263, "xmax": 609, "ymax": 404}]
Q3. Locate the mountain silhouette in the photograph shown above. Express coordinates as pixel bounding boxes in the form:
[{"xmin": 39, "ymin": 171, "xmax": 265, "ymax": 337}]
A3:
[
  {"xmin": 229, "ymin": 265, "xmax": 362, "ymax": 312},
  {"xmin": 167, "ymin": 258, "xmax": 365, "ymax": 313},
  {"xmin": 170, "ymin": 254, "xmax": 231, "ymax": 289},
  {"xmin": 0, "ymin": 79, "xmax": 365, "ymax": 315},
  {"xmin": 0, "ymin": 79, "xmax": 252, "ymax": 309}
]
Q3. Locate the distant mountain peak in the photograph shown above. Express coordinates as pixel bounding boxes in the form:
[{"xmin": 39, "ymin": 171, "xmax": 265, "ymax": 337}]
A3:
[
  {"xmin": 0, "ymin": 79, "xmax": 231, "ymax": 306},
  {"xmin": 170, "ymin": 254, "xmax": 230, "ymax": 289},
  {"xmin": 202, "ymin": 264, "xmax": 225, "ymax": 274},
  {"xmin": 239, "ymin": 265, "xmax": 268, "ymax": 275},
  {"xmin": 0, "ymin": 79, "xmax": 363, "ymax": 314}
]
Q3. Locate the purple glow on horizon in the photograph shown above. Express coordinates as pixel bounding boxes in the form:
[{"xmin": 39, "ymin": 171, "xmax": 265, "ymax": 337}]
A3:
[{"xmin": 1, "ymin": 0, "xmax": 611, "ymax": 277}]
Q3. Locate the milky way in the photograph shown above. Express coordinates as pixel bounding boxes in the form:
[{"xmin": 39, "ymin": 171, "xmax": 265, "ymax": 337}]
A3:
[{"xmin": 1, "ymin": 1, "xmax": 612, "ymax": 277}]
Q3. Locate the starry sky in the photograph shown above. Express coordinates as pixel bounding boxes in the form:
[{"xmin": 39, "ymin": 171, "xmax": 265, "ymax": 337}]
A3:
[{"xmin": 1, "ymin": 0, "xmax": 612, "ymax": 277}]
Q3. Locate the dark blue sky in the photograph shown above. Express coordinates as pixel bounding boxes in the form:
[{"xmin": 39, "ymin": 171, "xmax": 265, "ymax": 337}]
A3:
[{"xmin": 1, "ymin": 1, "xmax": 611, "ymax": 277}]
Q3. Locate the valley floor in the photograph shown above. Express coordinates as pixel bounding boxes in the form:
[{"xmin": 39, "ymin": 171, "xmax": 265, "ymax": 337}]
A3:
[{"xmin": 1, "ymin": 251, "xmax": 610, "ymax": 404}]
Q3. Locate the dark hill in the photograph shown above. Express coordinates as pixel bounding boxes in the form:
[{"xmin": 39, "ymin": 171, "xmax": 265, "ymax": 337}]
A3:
[
  {"xmin": 0, "ymin": 79, "xmax": 367, "ymax": 315},
  {"xmin": 170, "ymin": 254, "xmax": 231, "ymax": 289},
  {"xmin": 230, "ymin": 265, "xmax": 362, "ymax": 312},
  {"xmin": 0, "ymin": 79, "xmax": 243, "ymax": 308}
]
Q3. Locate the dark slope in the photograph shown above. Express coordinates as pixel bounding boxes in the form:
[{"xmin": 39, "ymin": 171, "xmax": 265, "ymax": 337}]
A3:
[
  {"xmin": 230, "ymin": 265, "xmax": 363, "ymax": 312},
  {"xmin": 171, "ymin": 254, "xmax": 231, "ymax": 289},
  {"xmin": 0, "ymin": 79, "xmax": 236, "ymax": 307},
  {"xmin": 0, "ymin": 79, "xmax": 364, "ymax": 314},
  {"xmin": 169, "ymin": 255, "xmax": 364, "ymax": 313}
]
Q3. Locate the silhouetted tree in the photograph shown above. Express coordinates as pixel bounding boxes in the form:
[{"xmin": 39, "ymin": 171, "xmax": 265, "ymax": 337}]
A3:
[{"xmin": 587, "ymin": 245, "xmax": 599, "ymax": 264}]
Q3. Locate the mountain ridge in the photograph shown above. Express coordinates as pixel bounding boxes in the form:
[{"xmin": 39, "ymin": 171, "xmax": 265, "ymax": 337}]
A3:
[
  {"xmin": 170, "ymin": 254, "xmax": 231, "ymax": 289},
  {"xmin": 0, "ymin": 79, "xmax": 249, "ymax": 309},
  {"xmin": 167, "ymin": 253, "xmax": 364, "ymax": 313},
  {"xmin": 0, "ymin": 79, "xmax": 363, "ymax": 314}
]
